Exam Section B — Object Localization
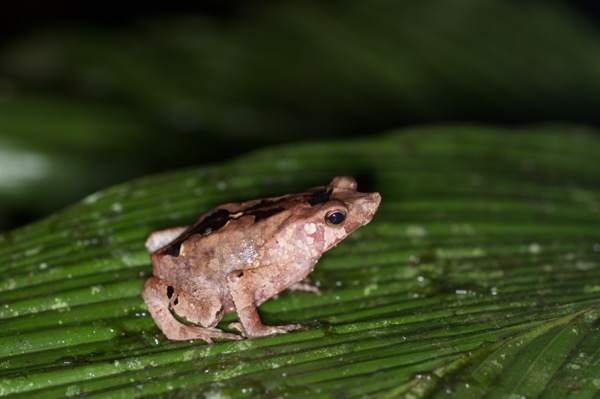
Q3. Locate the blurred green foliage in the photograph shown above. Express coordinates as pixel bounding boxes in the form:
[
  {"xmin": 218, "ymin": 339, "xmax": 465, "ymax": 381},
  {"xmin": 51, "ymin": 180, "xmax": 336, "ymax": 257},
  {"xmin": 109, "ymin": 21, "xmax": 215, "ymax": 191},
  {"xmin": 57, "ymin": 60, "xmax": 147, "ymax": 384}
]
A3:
[{"xmin": 1, "ymin": 0, "xmax": 600, "ymax": 229}]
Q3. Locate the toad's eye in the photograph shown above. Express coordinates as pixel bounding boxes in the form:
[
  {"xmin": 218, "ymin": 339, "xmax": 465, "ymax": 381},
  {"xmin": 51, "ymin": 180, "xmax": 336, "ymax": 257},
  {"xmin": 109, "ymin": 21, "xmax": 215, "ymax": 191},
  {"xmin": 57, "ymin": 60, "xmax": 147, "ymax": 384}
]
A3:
[{"xmin": 325, "ymin": 210, "xmax": 346, "ymax": 226}]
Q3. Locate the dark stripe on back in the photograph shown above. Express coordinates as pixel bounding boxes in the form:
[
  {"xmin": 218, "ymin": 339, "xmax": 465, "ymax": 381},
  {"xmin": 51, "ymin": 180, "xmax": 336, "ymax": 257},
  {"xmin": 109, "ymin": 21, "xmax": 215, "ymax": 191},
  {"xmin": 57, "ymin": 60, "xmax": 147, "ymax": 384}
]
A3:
[
  {"xmin": 164, "ymin": 209, "xmax": 230, "ymax": 257},
  {"xmin": 163, "ymin": 201, "xmax": 285, "ymax": 257},
  {"xmin": 163, "ymin": 186, "xmax": 332, "ymax": 257},
  {"xmin": 250, "ymin": 207, "xmax": 284, "ymax": 222},
  {"xmin": 243, "ymin": 197, "xmax": 286, "ymax": 212},
  {"xmin": 307, "ymin": 187, "xmax": 333, "ymax": 206}
]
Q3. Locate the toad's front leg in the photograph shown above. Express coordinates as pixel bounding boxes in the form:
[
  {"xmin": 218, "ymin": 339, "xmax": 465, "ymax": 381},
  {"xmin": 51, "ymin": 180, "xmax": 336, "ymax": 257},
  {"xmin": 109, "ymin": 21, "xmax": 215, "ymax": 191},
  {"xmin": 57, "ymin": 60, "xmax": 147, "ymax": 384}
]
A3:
[{"xmin": 226, "ymin": 268, "xmax": 303, "ymax": 338}]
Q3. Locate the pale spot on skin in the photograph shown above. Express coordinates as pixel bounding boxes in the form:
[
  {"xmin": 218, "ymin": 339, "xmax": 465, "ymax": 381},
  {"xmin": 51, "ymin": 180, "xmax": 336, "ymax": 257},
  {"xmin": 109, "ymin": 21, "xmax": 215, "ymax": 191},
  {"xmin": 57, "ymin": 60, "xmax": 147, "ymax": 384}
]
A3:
[
  {"xmin": 304, "ymin": 223, "xmax": 317, "ymax": 234},
  {"xmin": 324, "ymin": 227, "xmax": 348, "ymax": 249},
  {"xmin": 278, "ymin": 226, "xmax": 296, "ymax": 247},
  {"xmin": 208, "ymin": 258, "xmax": 221, "ymax": 271}
]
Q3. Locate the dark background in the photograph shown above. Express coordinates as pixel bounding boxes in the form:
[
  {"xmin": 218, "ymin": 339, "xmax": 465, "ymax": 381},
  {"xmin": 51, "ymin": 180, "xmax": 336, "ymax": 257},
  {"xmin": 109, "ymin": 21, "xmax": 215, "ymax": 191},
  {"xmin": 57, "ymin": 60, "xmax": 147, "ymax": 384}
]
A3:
[
  {"xmin": 1, "ymin": 0, "xmax": 600, "ymax": 231},
  {"xmin": 2, "ymin": 1, "xmax": 599, "ymax": 37}
]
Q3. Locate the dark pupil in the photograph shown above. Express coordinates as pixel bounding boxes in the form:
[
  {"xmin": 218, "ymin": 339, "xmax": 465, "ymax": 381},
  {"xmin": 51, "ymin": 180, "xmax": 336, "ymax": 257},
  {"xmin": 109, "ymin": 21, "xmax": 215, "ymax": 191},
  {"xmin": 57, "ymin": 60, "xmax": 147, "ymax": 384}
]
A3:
[{"xmin": 327, "ymin": 211, "xmax": 345, "ymax": 225}]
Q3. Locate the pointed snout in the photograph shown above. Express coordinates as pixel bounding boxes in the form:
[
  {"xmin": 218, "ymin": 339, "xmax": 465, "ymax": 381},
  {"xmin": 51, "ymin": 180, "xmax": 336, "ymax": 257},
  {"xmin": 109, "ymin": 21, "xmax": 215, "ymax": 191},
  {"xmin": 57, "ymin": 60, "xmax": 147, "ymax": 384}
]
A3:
[
  {"xmin": 354, "ymin": 191, "xmax": 381, "ymax": 223},
  {"xmin": 369, "ymin": 192, "xmax": 381, "ymax": 208},
  {"xmin": 365, "ymin": 192, "xmax": 381, "ymax": 215}
]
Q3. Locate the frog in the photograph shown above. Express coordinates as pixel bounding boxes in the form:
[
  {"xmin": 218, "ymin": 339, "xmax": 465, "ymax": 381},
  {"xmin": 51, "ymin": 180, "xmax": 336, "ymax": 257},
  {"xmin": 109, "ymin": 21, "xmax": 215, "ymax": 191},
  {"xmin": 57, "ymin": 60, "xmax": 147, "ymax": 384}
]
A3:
[{"xmin": 142, "ymin": 176, "xmax": 381, "ymax": 342}]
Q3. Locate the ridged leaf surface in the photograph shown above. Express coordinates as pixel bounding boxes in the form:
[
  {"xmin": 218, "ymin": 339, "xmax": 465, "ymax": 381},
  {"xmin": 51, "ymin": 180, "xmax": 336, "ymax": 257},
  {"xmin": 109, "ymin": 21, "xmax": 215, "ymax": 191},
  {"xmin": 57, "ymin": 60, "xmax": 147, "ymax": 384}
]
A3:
[{"xmin": 1, "ymin": 126, "xmax": 599, "ymax": 398}]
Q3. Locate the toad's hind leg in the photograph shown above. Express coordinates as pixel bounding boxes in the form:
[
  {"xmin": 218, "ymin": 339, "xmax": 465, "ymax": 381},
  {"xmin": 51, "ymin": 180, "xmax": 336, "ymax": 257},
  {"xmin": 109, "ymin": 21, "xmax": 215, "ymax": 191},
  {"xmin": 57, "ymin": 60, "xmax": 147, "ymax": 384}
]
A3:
[{"xmin": 142, "ymin": 277, "xmax": 242, "ymax": 342}]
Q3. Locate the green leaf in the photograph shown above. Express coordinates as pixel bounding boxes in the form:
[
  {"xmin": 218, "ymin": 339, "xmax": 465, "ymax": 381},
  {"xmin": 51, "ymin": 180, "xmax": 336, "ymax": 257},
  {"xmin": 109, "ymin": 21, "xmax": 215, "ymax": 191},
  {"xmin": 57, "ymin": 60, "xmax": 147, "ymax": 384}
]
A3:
[{"xmin": 1, "ymin": 126, "xmax": 599, "ymax": 398}]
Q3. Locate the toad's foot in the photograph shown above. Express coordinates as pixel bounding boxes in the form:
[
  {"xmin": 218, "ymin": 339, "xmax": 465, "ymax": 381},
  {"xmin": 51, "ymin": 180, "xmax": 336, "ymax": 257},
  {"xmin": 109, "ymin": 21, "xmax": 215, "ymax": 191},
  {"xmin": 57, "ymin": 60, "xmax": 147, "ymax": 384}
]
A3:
[
  {"xmin": 163, "ymin": 325, "xmax": 243, "ymax": 343},
  {"xmin": 228, "ymin": 322, "xmax": 304, "ymax": 339},
  {"xmin": 288, "ymin": 282, "xmax": 321, "ymax": 295},
  {"xmin": 147, "ymin": 303, "xmax": 243, "ymax": 343}
]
